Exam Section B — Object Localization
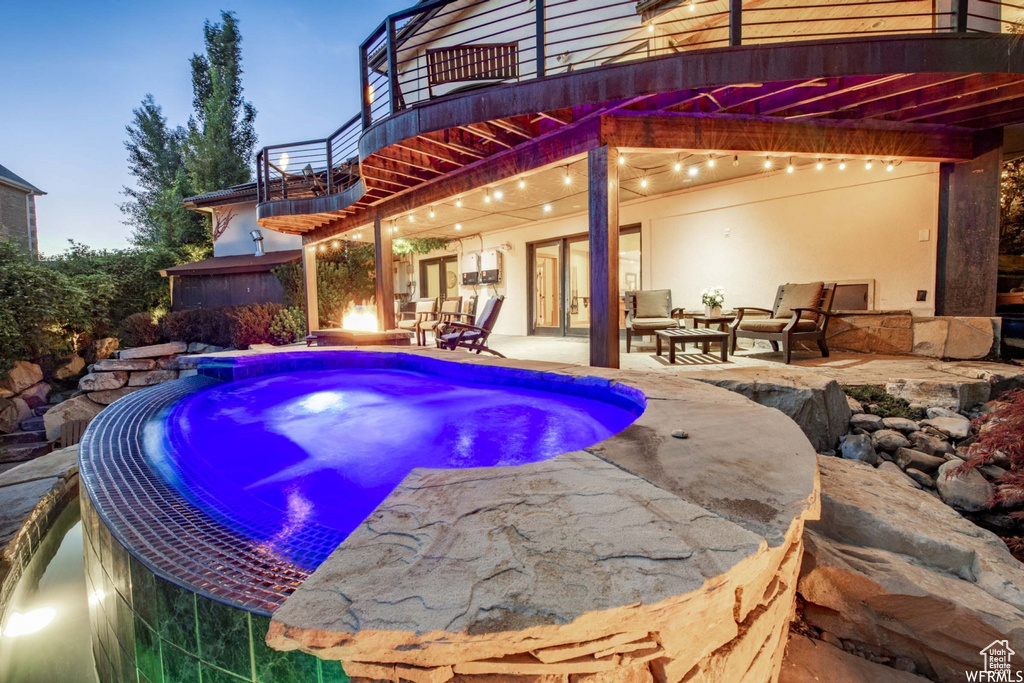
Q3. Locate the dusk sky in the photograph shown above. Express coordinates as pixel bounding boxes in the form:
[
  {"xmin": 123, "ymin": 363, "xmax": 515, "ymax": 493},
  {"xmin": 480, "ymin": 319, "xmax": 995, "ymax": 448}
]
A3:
[{"xmin": 2, "ymin": 1, "xmax": 409, "ymax": 255}]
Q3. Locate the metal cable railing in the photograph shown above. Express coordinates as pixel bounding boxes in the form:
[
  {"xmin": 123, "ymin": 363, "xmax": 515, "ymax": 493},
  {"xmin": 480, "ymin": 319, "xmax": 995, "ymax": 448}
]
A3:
[{"xmin": 258, "ymin": 0, "xmax": 1021, "ymax": 207}]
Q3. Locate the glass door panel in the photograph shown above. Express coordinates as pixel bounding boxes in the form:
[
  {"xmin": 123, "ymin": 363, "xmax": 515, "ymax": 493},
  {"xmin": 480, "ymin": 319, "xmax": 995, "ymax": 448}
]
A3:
[
  {"xmin": 531, "ymin": 242, "xmax": 562, "ymax": 335},
  {"xmin": 421, "ymin": 261, "xmax": 440, "ymax": 299},
  {"xmin": 419, "ymin": 256, "xmax": 457, "ymax": 301},
  {"xmin": 567, "ymin": 237, "xmax": 590, "ymax": 336},
  {"xmin": 444, "ymin": 259, "xmax": 459, "ymax": 299}
]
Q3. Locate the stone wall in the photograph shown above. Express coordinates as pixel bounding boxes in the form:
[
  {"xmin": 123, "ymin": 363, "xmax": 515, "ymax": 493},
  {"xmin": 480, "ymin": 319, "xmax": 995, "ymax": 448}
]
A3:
[{"xmin": 826, "ymin": 312, "xmax": 999, "ymax": 360}]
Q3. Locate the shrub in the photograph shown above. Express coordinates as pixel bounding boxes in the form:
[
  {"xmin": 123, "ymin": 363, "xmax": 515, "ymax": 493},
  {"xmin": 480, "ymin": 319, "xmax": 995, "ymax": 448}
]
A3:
[
  {"xmin": 232, "ymin": 303, "xmax": 282, "ymax": 349},
  {"xmin": 118, "ymin": 312, "xmax": 161, "ymax": 348},
  {"xmin": 0, "ymin": 238, "xmax": 68, "ymax": 373},
  {"xmin": 841, "ymin": 384, "xmax": 925, "ymax": 420},
  {"xmin": 162, "ymin": 307, "xmax": 236, "ymax": 347},
  {"xmin": 270, "ymin": 306, "xmax": 306, "ymax": 345}
]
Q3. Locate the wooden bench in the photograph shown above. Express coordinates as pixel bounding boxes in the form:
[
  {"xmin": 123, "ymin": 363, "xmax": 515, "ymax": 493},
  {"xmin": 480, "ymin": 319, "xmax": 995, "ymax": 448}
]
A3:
[{"xmin": 427, "ymin": 42, "xmax": 519, "ymax": 97}]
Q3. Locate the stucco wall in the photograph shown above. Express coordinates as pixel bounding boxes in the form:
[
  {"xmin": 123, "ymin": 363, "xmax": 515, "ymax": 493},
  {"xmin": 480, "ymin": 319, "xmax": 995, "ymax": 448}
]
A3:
[
  {"xmin": 212, "ymin": 201, "xmax": 302, "ymax": 257},
  {"xmin": 408, "ymin": 161, "xmax": 940, "ymax": 337}
]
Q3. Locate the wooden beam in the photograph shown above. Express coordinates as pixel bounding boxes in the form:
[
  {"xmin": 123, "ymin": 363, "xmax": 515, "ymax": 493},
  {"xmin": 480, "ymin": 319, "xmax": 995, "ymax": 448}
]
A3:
[
  {"xmin": 302, "ymin": 246, "xmax": 319, "ymax": 333},
  {"xmin": 393, "ymin": 141, "xmax": 466, "ymax": 168},
  {"xmin": 416, "ymin": 133, "xmax": 486, "ymax": 160},
  {"xmin": 588, "ymin": 145, "xmax": 619, "ymax": 369},
  {"xmin": 788, "ymin": 74, "xmax": 978, "ymax": 120},
  {"xmin": 757, "ymin": 74, "xmax": 908, "ymax": 116},
  {"xmin": 902, "ymin": 80, "xmax": 1024, "ymax": 123},
  {"xmin": 460, "ymin": 123, "xmax": 514, "ymax": 149},
  {"xmin": 489, "ymin": 117, "xmax": 536, "ymax": 139},
  {"xmin": 374, "ymin": 215, "xmax": 396, "ymax": 331},
  {"xmin": 600, "ymin": 112, "xmax": 977, "ymax": 162}
]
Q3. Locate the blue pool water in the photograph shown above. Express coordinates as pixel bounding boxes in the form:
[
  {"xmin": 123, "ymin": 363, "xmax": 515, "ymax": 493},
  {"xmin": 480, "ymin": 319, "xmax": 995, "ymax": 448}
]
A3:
[{"xmin": 149, "ymin": 367, "xmax": 642, "ymax": 568}]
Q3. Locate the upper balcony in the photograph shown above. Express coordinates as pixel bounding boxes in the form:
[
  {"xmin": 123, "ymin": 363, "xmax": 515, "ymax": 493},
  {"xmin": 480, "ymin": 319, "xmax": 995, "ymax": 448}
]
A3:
[{"xmin": 256, "ymin": 0, "xmax": 1024, "ymax": 234}]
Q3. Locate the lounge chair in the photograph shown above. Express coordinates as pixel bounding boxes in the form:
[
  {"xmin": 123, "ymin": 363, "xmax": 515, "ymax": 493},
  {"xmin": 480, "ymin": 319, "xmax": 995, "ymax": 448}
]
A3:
[
  {"xmin": 729, "ymin": 282, "xmax": 836, "ymax": 364},
  {"xmin": 419, "ymin": 297, "xmax": 462, "ymax": 344},
  {"xmin": 397, "ymin": 298, "xmax": 438, "ymax": 345},
  {"xmin": 436, "ymin": 296, "xmax": 505, "ymax": 357},
  {"xmin": 625, "ymin": 290, "xmax": 684, "ymax": 353},
  {"xmin": 302, "ymin": 164, "xmax": 327, "ymax": 196}
]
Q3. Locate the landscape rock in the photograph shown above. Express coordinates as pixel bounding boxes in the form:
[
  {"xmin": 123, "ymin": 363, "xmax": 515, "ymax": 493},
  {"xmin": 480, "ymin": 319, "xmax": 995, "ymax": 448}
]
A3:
[
  {"xmin": 156, "ymin": 356, "xmax": 182, "ymax": 370},
  {"xmin": 93, "ymin": 358, "xmax": 155, "ymax": 372},
  {"xmin": 878, "ymin": 461, "xmax": 919, "ymax": 488},
  {"xmin": 0, "ymin": 399, "xmax": 21, "ymax": 434},
  {"xmin": 840, "ymin": 434, "xmax": 877, "ymax": 465},
  {"xmin": 186, "ymin": 342, "xmax": 226, "ymax": 354},
  {"xmin": 881, "ymin": 417, "xmax": 919, "ymax": 433},
  {"xmin": 691, "ymin": 368, "xmax": 851, "ymax": 450},
  {"xmin": 800, "ymin": 456, "xmax": 1024, "ymax": 683},
  {"xmin": 979, "ymin": 465, "xmax": 1008, "ymax": 481},
  {"xmin": 118, "ymin": 341, "xmax": 187, "ymax": 360},
  {"xmin": 52, "ymin": 354, "xmax": 85, "ymax": 381},
  {"xmin": 87, "ymin": 386, "xmax": 143, "ymax": 406},
  {"xmin": 870, "ymin": 429, "xmax": 910, "ymax": 452},
  {"xmin": 127, "ymin": 370, "xmax": 178, "ymax": 387},
  {"xmin": 42, "ymin": 394, "xmax": 104, "ymax": 441},
  {"xmin": 885, "ymin": 379, "xmax": 989, "ymax": 411},
  {"xmin": 926, "ymin": 406, "xmax": 959, "ymax": 419},
  {"xmin": 0, "ymin": 361, "xmax": 44, "ymax": 397},
  {"xmin": 17, "ymin": 382, "xmax": 50, "ymax": 409},
  {"xmin": 779, "ymin": 634, "xmax": 929, "ymax": 683},
  {"xmin": 907, "ymin": 431, "xmax": 955, "ymax": 456},
  {"xmin": 83, "ymin": 337, "xmax": 119, "ymax": 364},
  {"xmin": 845, "ymin": 396, "xmax": 864, "ymax": 414},
  {"xmin": 935, "ymin": 460, "xmax": 994, "ymax": 512},
  {"xmin": 849, "ymin": 413, "xmax": 883, "ymax": 432},
  {"xmin": 905, "ymin": 468, "xmax": 935, "ymax": 489},
  {"xmin": 893, "ymin": 447, "xmax": 945, "ymax": 474},
  {"xmin": 928, "ymin": 361, "xmax": 1024, "ymax": 397},
  {"xmin": 78, "ymin": 371, "xmax": 128, "ymax": 392},
  {"xmin": 920, "ymin": 416, "xmax": 972, "ymax": 440}
]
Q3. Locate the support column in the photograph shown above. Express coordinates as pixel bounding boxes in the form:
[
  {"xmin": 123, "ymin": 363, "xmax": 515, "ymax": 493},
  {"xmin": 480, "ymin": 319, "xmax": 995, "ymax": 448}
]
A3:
[
  {"xmin": 302, "ymin": 245, "xmax": 319, "ymax": 334},
  {"xmin": 374, "ymin": 216, "xmax": 396, "ymax": 331},
  {"xmin": 935, "ymin": 129, "xmax": 1002, "ymax": 317},
  {"xmin": 588, "ymin": 145, "xmax": 620, "ymax": 369}
]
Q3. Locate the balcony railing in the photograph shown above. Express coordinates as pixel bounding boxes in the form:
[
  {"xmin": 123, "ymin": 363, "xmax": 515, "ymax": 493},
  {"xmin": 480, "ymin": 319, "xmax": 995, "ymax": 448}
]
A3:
[{"xmin": 257, "ymin": 0, "xmax": 1024, "ymax": 207}]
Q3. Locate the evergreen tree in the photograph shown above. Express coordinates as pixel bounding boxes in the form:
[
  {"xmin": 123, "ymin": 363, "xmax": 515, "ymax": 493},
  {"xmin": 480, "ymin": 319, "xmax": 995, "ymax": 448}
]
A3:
[{"xmin": 184, "ymin": 11, "xmax": 258, "ymax": 193}]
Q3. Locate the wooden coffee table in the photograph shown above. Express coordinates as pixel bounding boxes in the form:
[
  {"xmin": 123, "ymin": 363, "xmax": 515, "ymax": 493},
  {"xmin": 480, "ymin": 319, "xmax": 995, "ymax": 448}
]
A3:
[{"xmin": 656, "ymin": 328, "xmax": 730, "ymax": 363}]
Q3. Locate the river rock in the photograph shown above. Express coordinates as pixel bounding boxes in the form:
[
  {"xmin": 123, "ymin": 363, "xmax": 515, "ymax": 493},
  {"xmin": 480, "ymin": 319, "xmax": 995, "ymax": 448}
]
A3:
[
  {"xmin": 52, "ymin": 354, "xmax": 85, "ymax": 381},
  {"xmin": 849, "ymin": 413, "xmax": 883, "ymax": 432},
  {"xmin": 0, "ymin": 361, "xmax": 44, "ymax": 397},
  {"xmin": 79, "ymin": 371, "xmax": 128, "ymax": 392},
  {"xmin": 907, "ymin": 431, "xmax": 955, "ymax": 456},
  {"xmin": 128, "ymin": 370, "xmax": 178, "ymax": 387},
  {"xmin": 893, "ymin": 447, "xmax": 945, "ymax": 474},
  {"xmin": 881, "ymin": 417, "xmax": 919, "ymax": 433},
  {"xmin": 921, "ymin": 416, "xmax": 972, "ymax": 440},
  {"xmin": 800, "ymin": 456, "xmax": 1024, "ymax": 683},
  {"xmin": 840, "ymin": 434, "xmax": 877, "ymax": 465},
  {"xmin": 17, "ymin": 382, "xmax": 50, "ymax": 409},
  {"xmin": 935, "ymin": 460, "xmax": 994, "ymax": 512},
  {"xmin": 905, "ymin": 468, "xmax": 935, "ymax": 489},
  {"xmin": 42, "ymin": 394, "xmax": 104, "ymax": 441},
  {"xmin": 87, "ymin": 386, "xmax": 143, "ymax": 406},
  {"xmin": 870, "ymin": 429, "xmax": 910, "ymax": 452},
  {"xmin": 118, "ymin": 342, "xmax": 186, "ymax": 360},
  {"xmin": 82, "ymin": 337, "xmax": 119, "ymax": 364}
]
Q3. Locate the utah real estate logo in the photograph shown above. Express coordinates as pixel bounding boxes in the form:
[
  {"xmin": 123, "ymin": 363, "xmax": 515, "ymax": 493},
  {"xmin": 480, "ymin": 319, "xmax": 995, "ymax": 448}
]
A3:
[{"xmin": 968, "ymin": 640, "xmax": 1022, "ymax": 682}]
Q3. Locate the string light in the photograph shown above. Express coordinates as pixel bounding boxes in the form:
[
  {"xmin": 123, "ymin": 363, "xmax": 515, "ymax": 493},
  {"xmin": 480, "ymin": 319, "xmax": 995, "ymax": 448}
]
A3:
[
  {"xmin": 428, "ymin": 208, "xmax": 435, "ymax": 218},
  {"xmin": 454, "ymin": 223, "xmax": 462, "ymax": 231},
  {"xmin": 815, "ymin": 161, "xmax": 824, "ymax": 171},
  {"xmin": 408, "ymin": 214, "xmax": 415, "ymax": 222},
  {"xmin": 518, "ymin": 178, "xmax": 526, "ymax": 189},
  {"xmin": 318, "ymin": 244, "xmax": 326, "ymax": 252},
  {"xmin": 618, "ymin": 155, "xmax": 626, "ymax": 165},
  {"xmin": 786, "ymin": 158, "xmax": 795, "ymax": 174},
  {"xmin": 763, "ymin": 157, "xmax": 773, "ymax": 169},
  {"xmin": 639, "ymin": 178, "xmax": 649, "ymax": 189},
  {"xmin": 689, "ymin": 0, "xmax": 696, "ymax": 11},
  {"xmin": 886, "ymin": 161, "xmax": 895, "ymax": 172},
  {"xmin": 483, "ymin": 191, "xmax": 491, "ymax": 203},
  {"xmin": 648, "ymin": 23, "xmax": 655, "ymax": 33},
  {"xmin": 543, "ymin": 204, "xmax": 553, "ymax": 212},
  {"xmin": 331, "ymin": 240, "xmax": 340, "ymax": 248},
  {"xmin": 688, "ymin": 166, "xmax": 699, "ymax": 177},
  {"xmin": 732, "ymin": 155, "xmax": 739, "ymax": 166},
  {"xmin": 455, "ymin": 198, "xmax": 463, "ymax": 208},
  {"xmin": 707, "ymin": 156, "xmax": 716, "ymax": 168},
  {"xmin": 865, "ymin": 160, "xmax": 873, "ymax": 170},
  {"xmin": 673, "ymin": 160, "xmax": 682, "ymax": 172},
  {"xmin": 493, "ymin": 189, "xmax": 503, "ymax": 200},
  {"xmin": 838, "ymin": 160, "xmax": 847, "ymax": 170},
  {"xmin": 563, "ymin": 166, "xmax": 573, "ymax": 185}
]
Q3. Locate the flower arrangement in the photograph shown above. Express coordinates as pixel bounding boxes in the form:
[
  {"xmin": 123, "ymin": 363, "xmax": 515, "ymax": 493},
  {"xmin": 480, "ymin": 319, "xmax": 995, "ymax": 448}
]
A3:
[{"xmin": 701, "ymin": 286, "xmax": 726, "ymax": 308}]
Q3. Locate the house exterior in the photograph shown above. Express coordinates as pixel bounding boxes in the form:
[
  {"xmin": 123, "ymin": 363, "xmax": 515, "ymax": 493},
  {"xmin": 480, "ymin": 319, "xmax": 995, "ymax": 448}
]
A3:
[
  {"xmin": 253, "ymin": 0, "xmax": 1024, "ymax": 367},
  {"xmin": 164, "ymin": 183, "xmax": 303, "ymax": 311},
  {"xmin": 0, "ymin": 163, "xmax": 45, "ymax": 254}
]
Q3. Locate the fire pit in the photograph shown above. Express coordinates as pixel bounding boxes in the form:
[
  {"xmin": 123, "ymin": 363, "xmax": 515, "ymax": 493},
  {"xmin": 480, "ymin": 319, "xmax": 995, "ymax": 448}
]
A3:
[{"xmin": 308, "ymin": 304, "xmax": 415, "ymax": 346}]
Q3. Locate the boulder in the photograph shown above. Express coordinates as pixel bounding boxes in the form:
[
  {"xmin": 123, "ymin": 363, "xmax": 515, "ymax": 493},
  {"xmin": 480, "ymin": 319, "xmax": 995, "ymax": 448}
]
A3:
[
  {"xmin": 93, "ymin": 358, "xmax": 156, "ymax": 372},
  {"xmin": 920, "ymin": 416, "xmax": 972, "ymax": 440},
  {"xmin": 881, "ymin": 417, "xmax": 919, "ymax": 433},
  {"xmin": 800, "ymin": 456, "xmax": 1024, "ymax": 683},
  {"xmin": 691, "ymin": 368, "xmax": 851, "ymax": 451},
  {"xmin": 17, "ymin": 382, "xmax": 50, "ymax": 409},
  {"xmin": 877, "ymin": 461, "xmax": 920, "ymax": 488},
  {"xmin": 935, "ymin": 460, "xmax": 994, "ymax": 512},
  {"xmin": 905, "ymin": 468, "xmax": 935, "ymax": 489},
  {"xmin": 118, "ymin": 342, "xmax": 187, "ymax": 360},
  {"xmin": 87, "ymin": 386, "xmax": 143, "ymax": 406},
  {"xmin": 870, "ymin": 429, "xmax": 910, "ymax": 452},
  {"xmin": 849, "ymin": 413, "xmax": 883, "ymax": 432},
  {"xmin": 0, "ymin": 361, "xmax": 44, "ymax": 397},
  {"xmin": 52, "ymin": 354, "xmax": 85, "ymax": 381},
  {"xmin": 926, "ymin": 406, "xmax": 959, "ymax": 419},
  {"xmin": 127, "ymin": 370, "xmax": 178, "ymax": 387},
  {"xmin": 840, "ymin": 434, "xmax": 877, "ymax": 465},
  {"xmin": 907, "ymin": 431, "xmax": 955, "ymax": 456},
  {"xmin": 82, "ymin": 337, "xmax": 119, "ymax": 364},
  {"xmin": 156, "ymin": 356, "xmax": 182, "ymax": 370},
  {"xmin": 779, "ymin": 634, "xmax": 930, "ymax": 683},
  {"xmin": 885, "ymin": 379, "xmax": 989, "ymax": 412},
  {"xmin": 79, "ymin": 371, "xmax": 128, "ymax": 392},
  {"xmin": 893, "ymin": 447, "xmax": 945, "ymax": 474},
  {"xmin": 0, "ymin": 399, "xmax": 20, "ymax": 434},
  {"xmin": 42, "ymin": 394, "xmax": 104, "ymax": 440}
]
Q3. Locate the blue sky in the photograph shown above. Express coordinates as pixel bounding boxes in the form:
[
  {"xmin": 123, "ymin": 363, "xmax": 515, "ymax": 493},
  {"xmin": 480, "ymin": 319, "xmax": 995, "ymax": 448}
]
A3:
[{"xmin": 1, "ymin": 1, "xmax": 408, "ymax": 254}]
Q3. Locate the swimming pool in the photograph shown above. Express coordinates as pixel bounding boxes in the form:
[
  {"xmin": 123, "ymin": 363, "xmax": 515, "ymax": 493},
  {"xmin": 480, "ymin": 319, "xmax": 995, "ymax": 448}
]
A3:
[{"xmin": 149, "ymin": 364, "xmax": 643, "ymax": 569}]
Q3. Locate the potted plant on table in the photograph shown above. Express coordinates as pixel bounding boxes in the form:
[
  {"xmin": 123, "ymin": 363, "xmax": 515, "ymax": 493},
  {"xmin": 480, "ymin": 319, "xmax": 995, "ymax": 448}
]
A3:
[{"xmin": 701, "ymin": 286, "xmax": 725, "ymax": 317}]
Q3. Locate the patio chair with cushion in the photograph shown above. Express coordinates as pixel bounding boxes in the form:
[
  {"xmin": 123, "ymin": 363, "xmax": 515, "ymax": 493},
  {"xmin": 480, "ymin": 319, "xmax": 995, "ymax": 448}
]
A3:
[
  {"xmin": 436, "ymin": 296, "xmax": 505, "ymax": 357},
  {"xmin": 625, "ymin": 290, "xmax": 684, "ymax": 353},
  {"xmin": 397, "ymin": 298, "xmax": 438, "ymax": 345},
  {"xmin": 419, "ymin": 297, "xmax": 462, "ymax": 344},
  {"xmin": 729, "ymin": 282, "xmax": 836, "ymax": 364}
]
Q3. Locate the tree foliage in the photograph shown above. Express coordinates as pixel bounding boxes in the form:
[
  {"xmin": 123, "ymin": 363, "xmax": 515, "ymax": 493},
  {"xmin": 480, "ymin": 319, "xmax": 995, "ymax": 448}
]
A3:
[{"xmin": 1001, "ymin": 159, "xmax": 1024, "ymax": 255}]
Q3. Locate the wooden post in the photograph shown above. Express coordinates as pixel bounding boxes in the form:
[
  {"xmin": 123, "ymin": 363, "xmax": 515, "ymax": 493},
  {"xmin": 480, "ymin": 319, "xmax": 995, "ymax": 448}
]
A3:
[
  {"xmin": 386, "ymin": 17, "xmax": 400, "ymax": 115},
  {"xmin": 359, "ymin": 44, "xmax": 372, "ymax": 129},
  {"xmin": 535, "ymin": 0, "xmax": 546, "ymax": 78},
  {"xmin": 935, "ymin": 128, "xmax": 1002, "ymax": 317},
  {"xmin": 954, "ymin": 0, "xmax": 969, "ymax": 33},
  {"xmin": 588, "ymin": 145, "xmax": 620, "ymax": 369},
  {"xmin": 302, "ymin": 245, "xmax": 320, "ymax": 334},
  {"xmin": 729, "ymin": 0, "xmax": 742, "ymax": 46},
  {"xmin": 374, "ymin": 216, "xmax": 396, "ymax": 331}
]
